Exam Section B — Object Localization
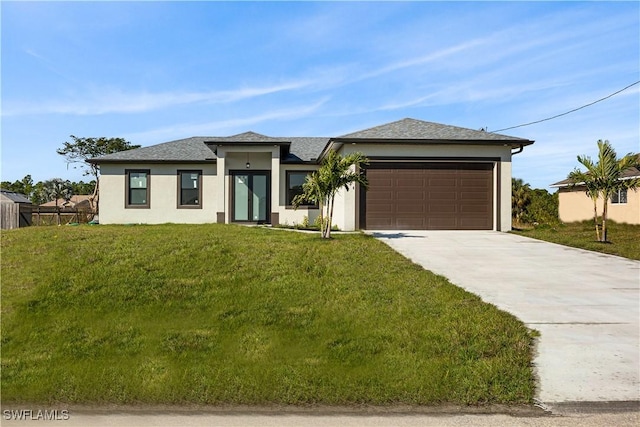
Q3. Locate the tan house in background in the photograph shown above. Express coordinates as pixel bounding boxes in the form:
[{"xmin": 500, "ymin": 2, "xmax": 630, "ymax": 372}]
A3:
[
  {"xmin": 40, "ymin": 195, "xmax": 92, "ymax": 209},
  {"xmin": 551, "ymin": 156, "xmax": 640, "ymax": 225}
]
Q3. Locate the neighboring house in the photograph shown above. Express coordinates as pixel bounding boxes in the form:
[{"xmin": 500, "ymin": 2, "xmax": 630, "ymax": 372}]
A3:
[
  {"xmin": 40, "ymin": 195, "xmax": 92, "ymax": 210},
  {"xmin": 89, "ymin": 118, "xmax": 534, "ymax": 231},
  {"xmin": 1, "ymin": 189, "xmax": 32, "ymax": 229},
  {"xmin": 550, "ymin": 155, "xmax": 640, "ymax": 225}
]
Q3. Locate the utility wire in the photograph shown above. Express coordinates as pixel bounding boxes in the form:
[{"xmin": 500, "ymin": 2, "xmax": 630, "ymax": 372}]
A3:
[{"xmin": 491, "ymin": 80, "xmax": 640, "ymax": 133}]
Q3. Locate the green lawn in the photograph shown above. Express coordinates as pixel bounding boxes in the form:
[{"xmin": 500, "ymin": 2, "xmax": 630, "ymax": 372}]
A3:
[
  {"xmin": 1, "ymin": 224, "xmax": 536, "ymax": 405},
  {"xmin": 512, "ymin": 221, "xmax": 640, "ymax": 260}
]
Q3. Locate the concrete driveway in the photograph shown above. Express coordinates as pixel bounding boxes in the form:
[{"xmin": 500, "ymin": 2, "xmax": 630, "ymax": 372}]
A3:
[{"xmin": 369, "ymin": 231, "xmax": 640, "ymax": 409}]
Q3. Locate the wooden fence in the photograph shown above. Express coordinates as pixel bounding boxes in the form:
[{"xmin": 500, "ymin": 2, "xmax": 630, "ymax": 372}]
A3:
[
  {"xmin": 1, "ymin": 203, "xmax": 33, "ymax": 229},
  {"xmin": 31, "ymin": 206, "xmax": 93, "ymax": 226}
]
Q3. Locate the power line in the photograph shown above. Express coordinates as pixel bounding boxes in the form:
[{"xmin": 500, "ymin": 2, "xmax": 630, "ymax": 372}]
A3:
[{"xmin": 491, "ymin": 80, "xmax": 640, "ymax": 133}]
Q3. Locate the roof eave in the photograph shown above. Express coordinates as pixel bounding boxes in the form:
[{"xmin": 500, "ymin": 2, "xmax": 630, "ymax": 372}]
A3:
[{"xmin": 89, "ymin": 159, "xmax": 216, "ymax": 164}]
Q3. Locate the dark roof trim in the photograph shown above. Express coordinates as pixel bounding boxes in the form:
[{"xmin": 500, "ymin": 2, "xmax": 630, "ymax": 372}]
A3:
[
  {"xmin": 89, "ymin": 159, "xmax": 216, "ymax": 164},
  {"xmin": 331, "ymin": 137, "xmax": 534, "ymax": 146}
]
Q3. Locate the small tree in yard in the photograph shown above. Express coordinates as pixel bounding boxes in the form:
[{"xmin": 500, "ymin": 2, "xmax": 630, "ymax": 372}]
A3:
[
  {"xmin": 569, "ymin": 140, "xmax": 639, "ymax": 242},
  {"xmin": 293, "ymin": 150, "xmax": 369, "ymax": 239},
  {"xmin": 57, "ymin": 136, "xmax": 140, "ymax": 215},
  {"xmin": 42, "ymin": 178, "xmax": 73, "ymax": 225}
]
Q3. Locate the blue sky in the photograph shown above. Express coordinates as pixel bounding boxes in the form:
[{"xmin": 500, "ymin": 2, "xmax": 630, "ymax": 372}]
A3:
[{"xmin": 2, "ymin": 1, "xmax": 639, "ymax": 191}]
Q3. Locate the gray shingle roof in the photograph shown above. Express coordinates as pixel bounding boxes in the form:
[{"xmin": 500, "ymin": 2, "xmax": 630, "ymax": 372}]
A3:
[
  {"xmin": 205, "ymin": 132, "xmax": 289, "ymax": 143},
  {"xmin": 89, "ymin": 118, "xmax": 533, "ymax": 165},
  {"xmin": 90, "ymin": 135, "xmax": 330, "ymax": 163},
  {"xmin": 1, "ymin": 190, "xmax": 32, "ymax": 204},
  {"xmin": 337, "ymin": 118, "xmax": 533, "ymax": 143},
  {"xmin": 89, "ymin": 137, "xmax": 217, "ymax": 163},
  {"xmin": 285, "ymin": 137, "xmax": 330, "ymax": 162}
]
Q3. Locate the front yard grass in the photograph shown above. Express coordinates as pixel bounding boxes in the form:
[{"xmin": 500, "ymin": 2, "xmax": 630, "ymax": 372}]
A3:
[
  {"xmin": 512, "ymin": 221, "xmax": 640, "ymax": 260},
  {"xmin": 1, "ymin": 224, "xmax": 536, "ymax": 406}
]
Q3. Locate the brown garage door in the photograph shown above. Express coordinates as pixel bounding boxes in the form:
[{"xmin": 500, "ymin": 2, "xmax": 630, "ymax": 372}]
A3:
[{"xmin": 363, "ymin": 162, "xmax": 493, "ymax": 230}]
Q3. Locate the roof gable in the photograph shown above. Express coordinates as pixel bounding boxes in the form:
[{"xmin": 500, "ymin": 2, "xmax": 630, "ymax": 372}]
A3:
[{"xmin": 205, "ymin": 132, "xmax": 288, "ymax": 144}]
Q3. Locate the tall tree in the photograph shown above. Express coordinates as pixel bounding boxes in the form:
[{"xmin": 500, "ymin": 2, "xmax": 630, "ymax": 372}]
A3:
[
  {"xmin": 293, "ymin": 150, "xmax": 368, "ymax": 239},
  {"xmin": 57, "ymin": 136, "xmax": 140, "ymax": 214},
  {"xmin": 569, "ymin": 140, "xmax": 639, "ymax": 242},
  {"xmin": 1, "ymin": 175, "xmax": 34, "ymax": 199}
]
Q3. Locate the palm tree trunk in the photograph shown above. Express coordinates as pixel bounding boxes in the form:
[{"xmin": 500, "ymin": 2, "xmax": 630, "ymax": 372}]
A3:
[
  {"xmin": 318, "ymin": 200, "xmax": 324, "ymax": 236},
  {"xmin": 325, "ymin": 195, "xmax": 335, "ymax": 239},
  {"xmin": 601, "ymin": 197, "xmax": 608, "ymax": 242},
  {"xmin": 592, "ymin": 198, "xmax": 600, "ymax": 242}
]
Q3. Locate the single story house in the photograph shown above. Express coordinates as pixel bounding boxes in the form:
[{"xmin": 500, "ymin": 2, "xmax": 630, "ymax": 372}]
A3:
[
  {"xmin": 40, "ymin": 195, "xmax": 92, "ymax": 209},
  {"xmin": 89, "ymin": 118, "xmax": 534, "ymax": 231},
  {"xmin": 550, "ymin": 155, "xmax": 640, "ymax": 225}
]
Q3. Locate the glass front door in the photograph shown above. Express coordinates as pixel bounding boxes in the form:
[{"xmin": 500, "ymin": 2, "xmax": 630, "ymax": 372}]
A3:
[{"xmin": 232, "ymin": 172, "xmax": 270, "ymax": 223}]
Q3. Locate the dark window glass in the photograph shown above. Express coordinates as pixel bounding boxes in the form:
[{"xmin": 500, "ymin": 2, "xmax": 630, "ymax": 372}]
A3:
[
  {"xmin": 611, "ymin": 189, "xmax": 627, "ymax": 204},
  {"xmin": 287, "ymin": 171, "xmax": 316, "ymax": 206},
  {"xmin": 180, "ymin": 171, "xmax": 201, "ymax": 206},
  {"xmin": 127, "ymin": 170, "xmax": 149, "ymax": 207}
]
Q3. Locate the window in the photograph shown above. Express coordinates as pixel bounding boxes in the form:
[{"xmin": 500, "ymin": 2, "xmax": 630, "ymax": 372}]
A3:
[
  {"xmin": 178, "ymin": 170, "xmax": 202, "ymax": 208},
  {"xmin": 611, "ymin": 188, "xmax": 627, "ymax": 204},
  {"xmin": 286, "ymin": 171, "xmax": 317, "ymax": 207},
  {"xmin": 126, "ymin": 170, "xmax": 150, "ymax": 208}
]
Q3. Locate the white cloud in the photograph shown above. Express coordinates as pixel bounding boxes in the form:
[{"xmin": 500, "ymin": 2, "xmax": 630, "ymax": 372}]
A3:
[{"xmin": 2, "ymin": 80, "xmax": 313, "ymax": 117}]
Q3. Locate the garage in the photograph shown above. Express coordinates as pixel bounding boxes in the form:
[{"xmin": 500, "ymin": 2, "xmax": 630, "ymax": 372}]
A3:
[{"xmin": 362, "ymin": 162, "xmax": 494, "ymax": 230}]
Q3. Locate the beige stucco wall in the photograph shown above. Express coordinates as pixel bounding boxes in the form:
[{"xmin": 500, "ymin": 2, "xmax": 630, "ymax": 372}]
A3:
[
  {"xmin": 336, "ymin": 143, "xmax": 514, "ymax": 231},
  {"xmin": 558, "ymin": 188, "xmax": 640, "ymax": 224},
  {"xmin": 98, "ymin": 163, "xmax": 218, "ymax": 224}
]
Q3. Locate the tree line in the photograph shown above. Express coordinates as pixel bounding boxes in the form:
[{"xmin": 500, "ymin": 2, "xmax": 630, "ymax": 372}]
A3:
[
  {"xmin": 2, "ymin": 136, "xmax": 140, "ymax": 209},
  {"xmin": 511, "ymin": 178, "xmax": 559, "ymax": 227},
  {"xmin": 1, "ymin": 175, "xmax": 96, "ymax": 206}
]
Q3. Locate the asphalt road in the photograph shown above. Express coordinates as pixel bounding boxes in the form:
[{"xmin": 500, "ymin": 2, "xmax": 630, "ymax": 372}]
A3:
[{"xmin": 2, "ymin": 407, "xmax": 639, "ymax": 427}]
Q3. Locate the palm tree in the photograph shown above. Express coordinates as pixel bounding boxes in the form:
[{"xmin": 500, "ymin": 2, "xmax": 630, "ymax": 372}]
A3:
[
  {"xmin": 293, "ymin": 150, "xmax": 369, "ymax": 238},
  {"xmin": 42, "ymin": 178, "xmax": 73, "ymax": 225},
  {"xmin": 569, "ymin": 140, "xmax": 639, "ymax": 242},
  {"xmin": 511, "ymin": 178, "xmax": 531, "ymax": 226},
  {"xmin": 292, "ymin": 170, "xmax": 327, "ymax": 234},
  {"xmin": 568, "ymin": 166, "xmax": 602, "ymax": 241}
]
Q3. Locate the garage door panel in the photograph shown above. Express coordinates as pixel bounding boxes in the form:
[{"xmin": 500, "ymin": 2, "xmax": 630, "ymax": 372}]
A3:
[
  {"xmin": 427, "ymin": 217, "xmax": 458, "ymax": 229},
  {"xmin": 396, "ymin": 217, "xmax": 427, "ymax": 228},
  {"xmin": 429, "ymin": 191, "xmax": 457, "ymax": 200},
  {"xmin": 460, "ymin": 204, "xmax": 490, "ymax": 213},
  {"xmin": 461, "ymin": 191, "xmax": 490, "ymax": 200},
  {"xmin": 429, "ymin": 178, "xmax": 457, "ymax": 186},
  {"xmin": 369, "ymin": 179, "xmax": 393, "ymax": 188},
  {"xmin": 397, "ymin": 204, "xmax": 425, "ymax": 214},
  {"xmin": 368, "ymin": 191, "xmax": 394, "ymax": 201},
  {"xmin": 364, "ymin": 163, "xmax": 493, "ymax": 230},
  {"xmin": 429, "ymin": 205, "xmax": 457, "ymax": 213},
  {"xmin": 397, "ymin": 191, "xmax": 425, "ymax": 201},
  {"xmin": 396, "ymin": 178, "xmax": 425, "ymax": 187}
]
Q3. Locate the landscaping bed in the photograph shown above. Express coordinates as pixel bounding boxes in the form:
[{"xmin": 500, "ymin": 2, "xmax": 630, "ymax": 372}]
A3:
[{"xmin": 1, "ymin": 224, "xmax": 536, "ymax": 405}]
